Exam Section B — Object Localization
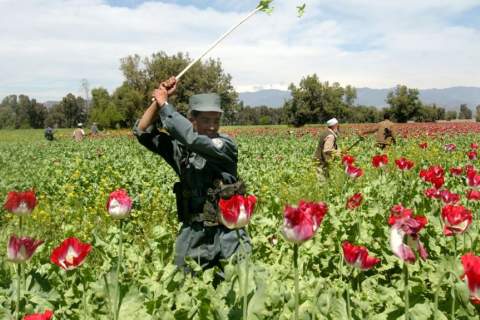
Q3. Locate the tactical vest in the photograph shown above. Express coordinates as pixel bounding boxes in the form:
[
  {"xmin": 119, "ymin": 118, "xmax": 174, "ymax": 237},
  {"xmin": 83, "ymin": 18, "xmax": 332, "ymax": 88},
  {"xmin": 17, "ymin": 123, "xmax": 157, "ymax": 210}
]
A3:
[{"xmin": 173, "ymin": 147, "xmax": 243, "ymax": 226}]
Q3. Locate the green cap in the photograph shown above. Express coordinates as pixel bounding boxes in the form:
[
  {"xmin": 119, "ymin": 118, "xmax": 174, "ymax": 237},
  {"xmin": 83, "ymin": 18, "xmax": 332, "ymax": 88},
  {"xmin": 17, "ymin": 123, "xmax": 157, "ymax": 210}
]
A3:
[{"xmin": 189, "ymin": 93, "xmax": 223, "ymax": 113}]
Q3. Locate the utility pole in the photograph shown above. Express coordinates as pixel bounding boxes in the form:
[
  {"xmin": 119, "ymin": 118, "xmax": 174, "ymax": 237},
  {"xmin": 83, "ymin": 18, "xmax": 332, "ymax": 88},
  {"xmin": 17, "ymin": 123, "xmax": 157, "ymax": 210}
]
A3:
[{"xmin": 81, "ymin": 79, "xmax": 90, "ymax": 121}]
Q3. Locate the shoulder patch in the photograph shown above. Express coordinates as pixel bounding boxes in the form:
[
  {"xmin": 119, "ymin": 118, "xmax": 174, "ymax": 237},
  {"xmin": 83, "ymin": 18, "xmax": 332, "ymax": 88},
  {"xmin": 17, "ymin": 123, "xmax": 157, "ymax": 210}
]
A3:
[{"xmin": 212, "ymin": 138, "xmax": 224, "ymax": 149}]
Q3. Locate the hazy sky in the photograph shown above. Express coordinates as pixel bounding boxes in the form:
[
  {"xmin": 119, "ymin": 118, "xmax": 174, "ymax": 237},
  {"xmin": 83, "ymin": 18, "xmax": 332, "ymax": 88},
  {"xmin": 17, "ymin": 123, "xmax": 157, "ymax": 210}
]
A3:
[{"xmin": 1, "ymin": 0, "xmax": 479, "ymax": 101}]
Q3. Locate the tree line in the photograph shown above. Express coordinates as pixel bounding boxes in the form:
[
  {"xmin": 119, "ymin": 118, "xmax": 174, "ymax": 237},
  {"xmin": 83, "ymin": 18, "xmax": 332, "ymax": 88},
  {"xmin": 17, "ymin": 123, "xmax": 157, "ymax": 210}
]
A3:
[{"xmin": 1, "ymin": 52, "xmax": 479, "ymax": 129}]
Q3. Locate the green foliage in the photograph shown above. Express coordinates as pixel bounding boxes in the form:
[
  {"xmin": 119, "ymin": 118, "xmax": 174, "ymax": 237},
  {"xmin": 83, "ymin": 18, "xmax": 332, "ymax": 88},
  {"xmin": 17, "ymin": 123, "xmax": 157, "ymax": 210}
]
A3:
[
  {"xmin": 476, "ymin": 105, "xmax": 480, "ymax": 122},
  {"xmin": 386, "ymin": 85, "xmax": 422, "ymax": 123},
  {"xmin": 119, "ymin": 51, "xmax": 239, "ymax": 124},
  {"xmin": 257, "ymin": 0, "xmax": 274, "ymax": 13},
  {"xmin": 284, "ymin": 74, "xmax": 378, "ymax": 126},
  {"xmin": 446, "ymin": 110, "xmax": 457, "ymax": 121},
  {"xmin": 1, "ymin": 128, "xmax": 480, "ymax": 319},
  {"xmin": 0, "ymin": 95, "xmax": 48, "ymax": 129},
  {"xmin": 458, "ymin": 104, "xmax": 472, "ymax": 120},
  {"xmin": 89, "ymin": 88, "xmax": 123, "ymax": 129},
  {"xmin": 415, "ymin": 104, "xmax": 446, "ymax": 122}
]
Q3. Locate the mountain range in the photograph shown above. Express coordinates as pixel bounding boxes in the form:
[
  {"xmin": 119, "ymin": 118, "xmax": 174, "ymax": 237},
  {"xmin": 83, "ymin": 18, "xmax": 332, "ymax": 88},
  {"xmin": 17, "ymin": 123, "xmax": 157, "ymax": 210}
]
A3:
[{"xmin": 239, "ymin": 87, "xmax": 480, "ymax": 110}]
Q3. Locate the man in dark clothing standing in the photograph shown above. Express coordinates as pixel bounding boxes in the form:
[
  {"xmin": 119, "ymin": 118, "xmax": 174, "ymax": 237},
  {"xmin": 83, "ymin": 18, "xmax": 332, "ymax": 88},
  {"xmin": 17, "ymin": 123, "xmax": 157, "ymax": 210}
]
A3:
[
  {"xmin": 44, "ymin": 126, "xmax": 54, "ymax": 141},
  {"xmin": 133, "ymin": 77, "xmax": 249, "ymax": 272}
]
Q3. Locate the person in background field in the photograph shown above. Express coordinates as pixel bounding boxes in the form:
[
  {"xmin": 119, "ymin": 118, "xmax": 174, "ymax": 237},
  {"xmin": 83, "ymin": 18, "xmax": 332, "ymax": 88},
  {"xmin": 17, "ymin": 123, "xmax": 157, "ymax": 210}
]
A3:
[
  {"xmin": 72, "ymin": 123, "xmax": 85, "ymax": 142},
  {"xmin": 314, "ymin": 118, "xmax": 341, "ymax": 181},
  {"xmin": 133, "ymin": 76, "xmax": 250, "ymax": 276},
  {"xmin": 91, "ymin": 122, "xmax": 99, "ymax": 136},
  {"xmin": 362, "ymin": 113, "xmax": 397, "ymax": 149},
  {"xmin": 44, "ymin": 126, "xmax": 54, "ymax": 141}
]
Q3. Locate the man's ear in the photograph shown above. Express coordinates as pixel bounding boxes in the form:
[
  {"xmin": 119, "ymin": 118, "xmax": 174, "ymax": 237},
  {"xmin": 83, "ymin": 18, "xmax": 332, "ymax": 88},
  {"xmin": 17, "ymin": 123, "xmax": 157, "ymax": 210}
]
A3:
[{"xmin": 189, "ymin": 117, "xmax": 197, "ymax": 130}]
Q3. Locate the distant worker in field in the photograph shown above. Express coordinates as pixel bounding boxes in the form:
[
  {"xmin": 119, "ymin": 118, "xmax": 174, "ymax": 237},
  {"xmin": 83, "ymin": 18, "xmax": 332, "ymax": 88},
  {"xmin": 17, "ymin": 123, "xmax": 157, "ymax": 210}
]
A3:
[
  {"xmin": 91, "ymin": 122, "xmax": 99, "ymax": 136},
  {"xmin": 314, "ymin": 118, "xmax": 341, "ymax": 181},
  {"xmin": 362, "ymin": 113, "xmax": 396, "ymax": 149},
  {"xmin": 72, "ymin": 123, "xmax": 85, "ymax": 142},
  {"xmin": 133, "ymin": 76, "xmax": 249, "ymax": 276},
  {"xmin": 44, "ymin": 126, "xmax": 54, "ymax": 141}
]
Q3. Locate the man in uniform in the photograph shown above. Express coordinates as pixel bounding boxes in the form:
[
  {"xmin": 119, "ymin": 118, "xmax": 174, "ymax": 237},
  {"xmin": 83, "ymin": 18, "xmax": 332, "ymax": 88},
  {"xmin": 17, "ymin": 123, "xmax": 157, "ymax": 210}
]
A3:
[
  {"xmin": 133, "ymin": 76, "xmax": 249, "ymax": 273},
  {"xmin": 314, "ymin": 118, "xmax": 341, "ymax": 181},
  {"xmin": 362, "ymin": 113, "xmax": 396, "ymax": 149}
]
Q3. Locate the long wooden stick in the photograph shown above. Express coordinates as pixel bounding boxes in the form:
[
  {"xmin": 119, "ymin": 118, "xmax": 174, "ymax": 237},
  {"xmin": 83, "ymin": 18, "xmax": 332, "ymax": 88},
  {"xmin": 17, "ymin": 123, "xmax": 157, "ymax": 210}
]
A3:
[{"xmin": 175, "ymin": 6, "xmax": 262, "ymax": 80}]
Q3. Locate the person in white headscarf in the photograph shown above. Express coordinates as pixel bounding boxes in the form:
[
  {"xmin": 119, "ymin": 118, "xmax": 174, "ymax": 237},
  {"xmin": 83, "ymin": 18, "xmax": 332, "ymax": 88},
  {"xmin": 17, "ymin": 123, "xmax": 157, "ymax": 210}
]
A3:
[
  {"xmin": 314, "ymin": 118, "xmax": 341, "ymax": 181},
  {"xmin": 72, "ymin": 123, "xmax": 85, "ymax": 142}
]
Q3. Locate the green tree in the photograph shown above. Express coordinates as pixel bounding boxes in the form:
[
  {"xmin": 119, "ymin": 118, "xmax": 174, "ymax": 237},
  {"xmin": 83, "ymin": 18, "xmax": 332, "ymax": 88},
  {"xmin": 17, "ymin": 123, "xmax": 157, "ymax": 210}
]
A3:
[
  {"xmin": 284, "ymin": 74, "xmax": 349, "ymax": 126},
  {"xmin": 386, "ymin": 85, "xmax": 422, "ymax": 123},
  {"xmin": 0, "ymin": 107, "xmax": 15, "ymax": 129},
  {"xmin": 458, "ymin": 104, "xmax": 472, "ymax": 119},
  {"xmin": 89, "ymin": 88, "xmax": 123, "ymax": 128},
  {"xmin": 111, "ymin": 84, "xmax": 144, "ymax": 127},
  {"xmin": 53, "ymin": 93, "xmax": 87, "ymax": 128},
  {"xmin": 445, "ymin": 110, "xmax": 457, "ymax": 121},
  {"xmin": 119, "ymin": 51, "xmax": 238, "ymax": 124},
  {"xmin": 476, "ymin": 105, "xmax": 480, "ymax": 122},
  {"xmin": 0, "ymin": 94, "xmax": 48, "ymax": 128},
  {"xmin": 416, "ymin": 104, "xmax": 445, "ymax": 122}
]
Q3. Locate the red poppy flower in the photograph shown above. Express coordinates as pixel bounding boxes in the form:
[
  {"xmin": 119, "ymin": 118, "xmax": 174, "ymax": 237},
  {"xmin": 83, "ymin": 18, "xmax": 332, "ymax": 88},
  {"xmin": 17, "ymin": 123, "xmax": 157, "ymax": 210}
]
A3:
[
  {"xmin": 342, "ymin": 155, "xmax": 355, "ymax": 167},
  {"xmin": 440, "ymin": 190, "xmax": 460, "ymax": 204},
  {"xmin": 419, "ymin": 142, "xmax": 428, "ymax": 149},
  {"xmin": 419, "ymin": 166, "xmax": 444, "ymax": 184},
  {"xmin": 346, "ymin": 193, "xmax": 363, "ymax": 210},
  {"xmin": 372, "ymin": 154, "xmax": 388, "ymax": 168},
  {"xmin": 23, "ymin": 310, "xmax": 54, "ymax": 320},
  {"xmin": 395, "ymin": 157, "xmax": 414, "ymax": 171},
  {"xmin": 450, "ymin": 167, "xmax": 463, "ymax": 176},
  {"xmin": 7, "ymin": 235, "xmax": 44, "ymax": 263},
  {"xmin": 441, "ymin": 205, "xmax": 472, "ymax": 236},
  {"xmin": 461, "ymin": 253, "xmax": 480, "ymax": 304},
  {"xmin": 468, "ymin": 150, "xmax": 477, "ymax": 160},
  {"xmin": 282, "ymin": 200, "xmax": 328, "ymax": 244},
  {"xmin": 107, "ymin": 189, "xmax": 132, "ymax": 219},
  {"xmin": 345, "ymin": 165, "xmax": 363, "ymax": 178},
  {"xmin": 444, "ymin": 143, "xmax": 456, "ymax": 152},
  {"xmin": 465, "ymin": 165, "xmax": 476, "ymax": 176},
  {"xmin": 3, "ymin": 190, "xmax": 37, "ymax": 216},
  {"xmin": 467, "ymin": 170, "xmax": 480, "ymax": 188},
  {"xmin": 467, "ymin": 189, "xmax": 480, "ymax": 201},
  {"xmin": 342, "ymin": 241, "xmax": 381, "ymax": 270},
  {"xmin": 389, "ymin": 204, "xmax": 428, "ymax": 263},
  {"xmin": 425, "ymin": 188, "xmax": 442, "ymax": 199},
  {"xmin": 218, "ymin": 194, "xmax": 256, "ymax": 229},
  {"xmin": 471, "ymin": 143, "xmax": 479, "ymax": 150},
  {"xmin": 50, "ymin": 237, "xmax": 92, "ymax": 270}
]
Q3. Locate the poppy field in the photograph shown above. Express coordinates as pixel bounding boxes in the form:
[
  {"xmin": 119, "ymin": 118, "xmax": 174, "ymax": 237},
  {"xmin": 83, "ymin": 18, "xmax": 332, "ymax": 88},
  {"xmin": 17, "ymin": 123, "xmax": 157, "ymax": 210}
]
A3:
[{"xmin": 1, "ymin": 122, "xmax": 480, "ymax": 319}]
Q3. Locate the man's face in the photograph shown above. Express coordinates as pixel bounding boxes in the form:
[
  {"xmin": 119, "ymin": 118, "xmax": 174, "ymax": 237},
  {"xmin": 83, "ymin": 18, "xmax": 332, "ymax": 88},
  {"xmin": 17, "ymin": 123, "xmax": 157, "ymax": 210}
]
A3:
[
  {"xmin": 191, "ymin": 111, "xmax": 222, "ymax": 138},
  {"xmin": 329, "ymin": 124, "xmax": 339, "ymax": 133}
]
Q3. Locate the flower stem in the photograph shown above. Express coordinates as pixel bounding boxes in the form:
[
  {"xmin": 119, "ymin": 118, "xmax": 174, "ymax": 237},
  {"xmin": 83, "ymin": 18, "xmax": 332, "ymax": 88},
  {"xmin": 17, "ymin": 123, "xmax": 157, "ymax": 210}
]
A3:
[
  {"xmin": 434, "ymin": 271, "xmax": 457, "ymax": 318},
  {"xmin": 451, "ymin": 236, "xmax": 457, "ymax": 320},
  {"xmin": 103, "ymin": 274, "xmax": 114, "ymax": 319},
  {"xmin": 114, "ymin": 220, "xmax": 124, "ymax": 320},
  {"xmin": 235, "ymin": 229, "xmax": 248, "ymax": 320},
  {"xmin": 15, "ymin": 263, "xmax": 21, "ymax": 320},
  {"xmin": 19, "ymin": 216, "xmax": 23, "ymax": 235},
  {"xmin": 293, "ymin": 244, "xmax": 299, "ymax": 320},
  {"xmin": 346, "ymin": 279, "xmax": 352, "ymax": 320},
  {"xmin": 403, "ymin": 263, "xmax": 410, "ymax": 320}
]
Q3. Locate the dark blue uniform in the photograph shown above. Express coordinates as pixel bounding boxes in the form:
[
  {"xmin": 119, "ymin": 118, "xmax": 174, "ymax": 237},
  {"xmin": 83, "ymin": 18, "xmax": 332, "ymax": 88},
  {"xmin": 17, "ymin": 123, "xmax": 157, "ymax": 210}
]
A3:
[{"xmin": 133, "ymin": 103, "xmax": 250, "ymax": 270}]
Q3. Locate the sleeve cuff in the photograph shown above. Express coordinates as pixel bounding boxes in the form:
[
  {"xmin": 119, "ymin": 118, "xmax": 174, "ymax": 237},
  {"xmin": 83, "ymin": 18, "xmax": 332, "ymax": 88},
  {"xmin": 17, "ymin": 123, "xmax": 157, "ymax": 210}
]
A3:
[{"xmin": 159, "ymin": 103, "xmax": 176, "ymax": 123}]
